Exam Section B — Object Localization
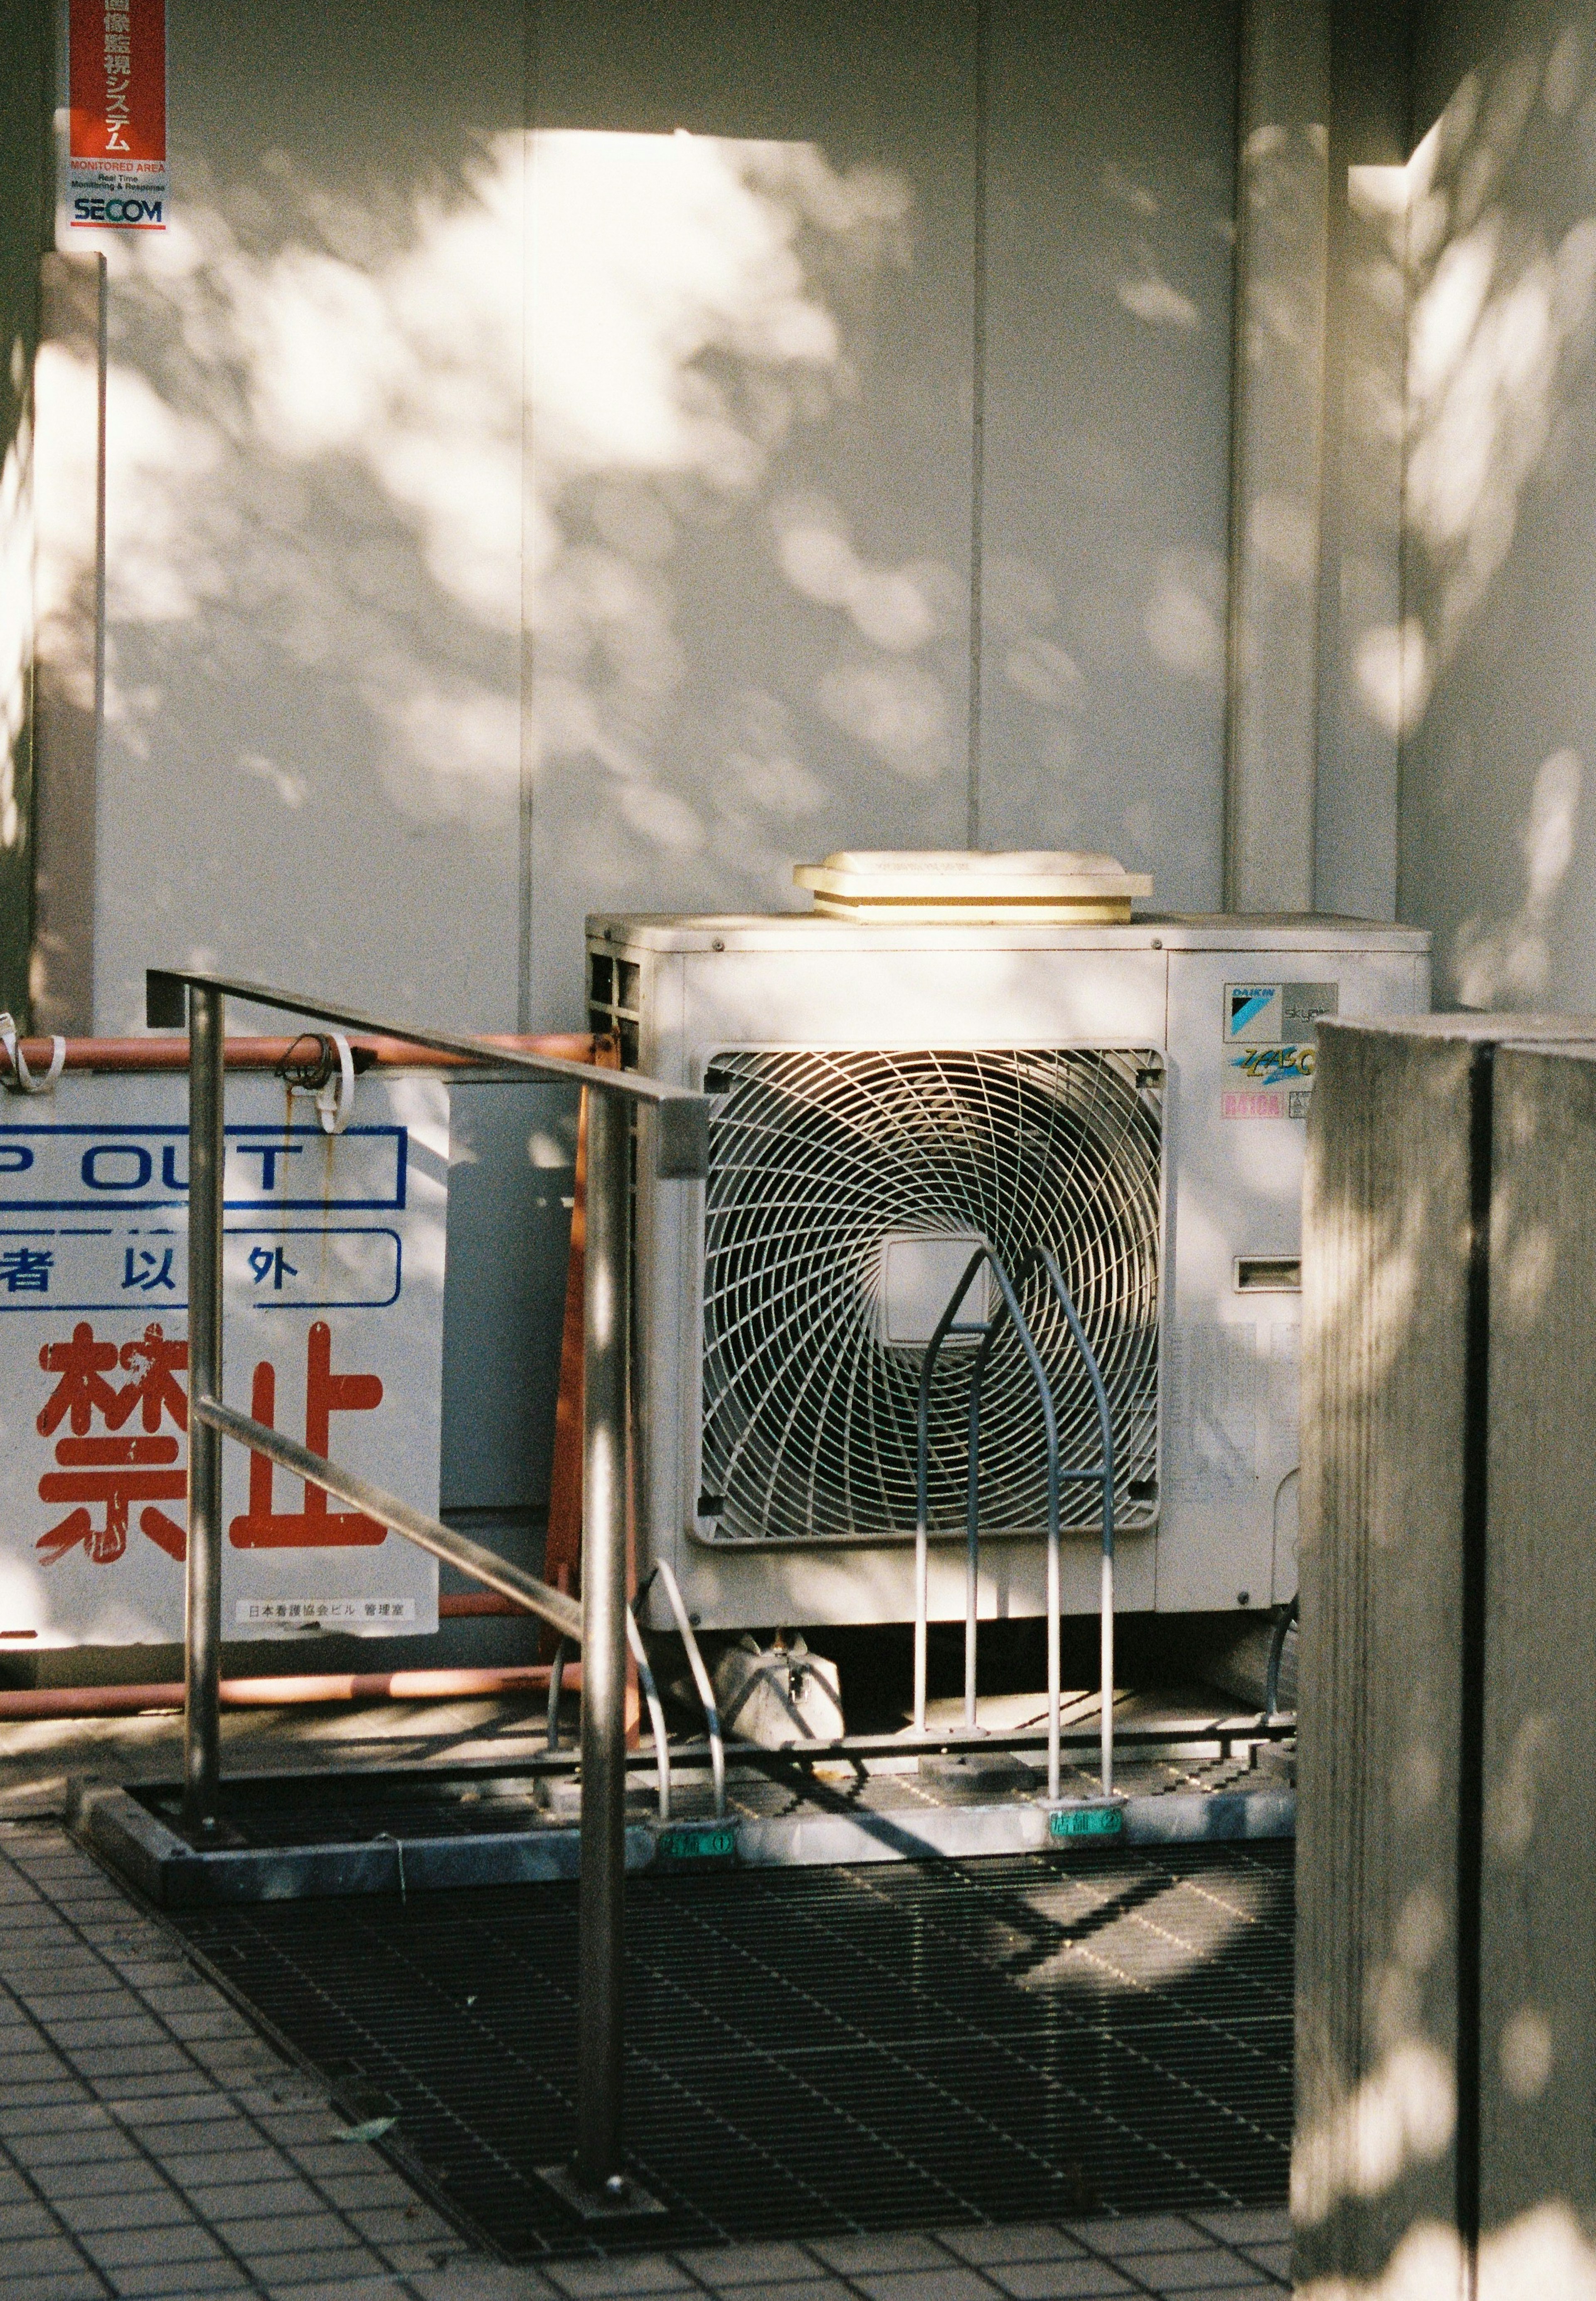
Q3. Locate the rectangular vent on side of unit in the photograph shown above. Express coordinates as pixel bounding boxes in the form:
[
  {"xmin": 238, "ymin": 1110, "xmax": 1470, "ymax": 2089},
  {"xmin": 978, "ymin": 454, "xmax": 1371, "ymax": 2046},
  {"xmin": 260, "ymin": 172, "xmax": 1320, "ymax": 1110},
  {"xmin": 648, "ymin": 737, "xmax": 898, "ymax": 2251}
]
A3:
[{"xmin": 696, "ymin": 1046, "xmax": 1164, "ymax": 1544}]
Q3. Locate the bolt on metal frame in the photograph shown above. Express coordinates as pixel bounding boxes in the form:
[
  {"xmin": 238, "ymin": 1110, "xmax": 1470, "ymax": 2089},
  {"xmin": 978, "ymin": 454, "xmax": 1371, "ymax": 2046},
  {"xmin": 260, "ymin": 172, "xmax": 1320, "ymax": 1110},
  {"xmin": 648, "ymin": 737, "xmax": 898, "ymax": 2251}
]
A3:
[
  {"xmin": 912, "ymin": 1244, "xmax": 1118, "ymax": 1805},
  {"xmin": 145, "ymin": 967, "xmax": 709, "ymax": 2213}
]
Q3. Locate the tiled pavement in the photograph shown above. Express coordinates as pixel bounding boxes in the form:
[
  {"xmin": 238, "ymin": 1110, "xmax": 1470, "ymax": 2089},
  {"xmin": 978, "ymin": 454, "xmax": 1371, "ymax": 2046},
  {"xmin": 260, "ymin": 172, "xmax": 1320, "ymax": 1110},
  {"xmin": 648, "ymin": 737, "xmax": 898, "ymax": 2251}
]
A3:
[{"xmin": 0, "ymin": 1734, "xmax": 1292, "ymax": 2301}]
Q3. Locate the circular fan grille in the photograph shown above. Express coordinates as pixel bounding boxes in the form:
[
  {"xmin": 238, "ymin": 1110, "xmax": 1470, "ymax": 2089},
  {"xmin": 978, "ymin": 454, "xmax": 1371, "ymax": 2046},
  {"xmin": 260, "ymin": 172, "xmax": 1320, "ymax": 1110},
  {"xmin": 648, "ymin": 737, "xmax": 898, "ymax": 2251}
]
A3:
[{"xmin": 699, "ymin": 1047, "xmax": 1163, "ymax": 1543}]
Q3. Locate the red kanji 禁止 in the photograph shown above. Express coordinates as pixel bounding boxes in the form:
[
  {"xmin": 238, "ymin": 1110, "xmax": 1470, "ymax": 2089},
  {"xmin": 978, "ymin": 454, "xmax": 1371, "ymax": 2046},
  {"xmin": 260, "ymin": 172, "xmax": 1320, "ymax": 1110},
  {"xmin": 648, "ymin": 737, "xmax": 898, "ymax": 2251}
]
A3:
[
  {"xmin": 35, "ymin": 1319, "xmax": 188, "ymax": 1564},
  {"xmin": 229, "ymin": 1320, "xmax": 386, "ymax": 1548}
]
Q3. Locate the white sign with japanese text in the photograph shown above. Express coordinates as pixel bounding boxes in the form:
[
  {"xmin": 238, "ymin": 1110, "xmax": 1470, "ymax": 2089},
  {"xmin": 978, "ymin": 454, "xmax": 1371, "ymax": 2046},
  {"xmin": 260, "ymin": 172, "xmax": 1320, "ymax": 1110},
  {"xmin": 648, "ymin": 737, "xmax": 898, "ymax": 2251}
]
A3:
[{"xmin": 0, "ymin": 1070, "xmax": 448, "ymax": 1644}]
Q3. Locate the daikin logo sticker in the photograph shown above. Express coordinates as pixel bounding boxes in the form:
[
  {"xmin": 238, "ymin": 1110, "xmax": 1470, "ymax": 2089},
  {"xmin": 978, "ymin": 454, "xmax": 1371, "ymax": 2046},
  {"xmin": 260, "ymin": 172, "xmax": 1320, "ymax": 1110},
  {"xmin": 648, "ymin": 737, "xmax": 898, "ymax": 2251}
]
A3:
[
  {"xmin": 1223, "ymin": 981, "xmax": 1340, "ymax": 1046},
  {"xmin": 1226, "ymin": 985, "xmax": 1280, "ymax": 1043}
]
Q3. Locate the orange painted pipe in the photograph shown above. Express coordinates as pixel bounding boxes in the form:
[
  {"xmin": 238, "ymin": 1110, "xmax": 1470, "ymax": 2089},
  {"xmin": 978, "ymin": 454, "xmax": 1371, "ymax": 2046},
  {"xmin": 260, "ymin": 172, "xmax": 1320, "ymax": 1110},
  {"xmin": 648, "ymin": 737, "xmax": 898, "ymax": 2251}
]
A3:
[
  {"xmin": 3, "ymin": 1032, "xmax": 602, "ymax": 1074},
  {"xmin": 438, "ymin": 1592, "xmax": 537, "ymax": 1617},
  {"xmin": 0, "ymin": 1662, "xmax": 579, "ymax": 1721}
]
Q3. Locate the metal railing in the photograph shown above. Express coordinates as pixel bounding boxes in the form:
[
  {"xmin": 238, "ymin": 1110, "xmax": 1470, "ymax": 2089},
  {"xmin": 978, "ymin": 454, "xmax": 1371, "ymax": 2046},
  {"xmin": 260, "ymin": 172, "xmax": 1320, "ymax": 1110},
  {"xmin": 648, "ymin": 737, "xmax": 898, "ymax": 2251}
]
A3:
[
  {"xmin": 911, "ymin": 1244, "xmax": 1118, "ymax": 1806},
  {"xmin": 145, "ymin": 966, "xmax": 709, "ymax": 2217}
]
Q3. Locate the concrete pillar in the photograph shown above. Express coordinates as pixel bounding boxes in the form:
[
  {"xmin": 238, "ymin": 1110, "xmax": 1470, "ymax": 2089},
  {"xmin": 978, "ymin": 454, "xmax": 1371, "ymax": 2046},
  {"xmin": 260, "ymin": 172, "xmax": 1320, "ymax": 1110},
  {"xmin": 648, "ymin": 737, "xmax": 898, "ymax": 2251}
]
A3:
[
  {"xmin": 1477, "ymin": 1043, "xmax": 1596, "ymax": 2294},
  {"xmin": 1296, "ymin": 1014, "xmax": 1596, "ymax": 2295},
  {"xmin": 1296, "ymin": 1016, "xmax": 1478, "ymax": 2291},
  {"xmin": 1224, "ymin": 0, "xmax": 1330, "ymax": 913}
]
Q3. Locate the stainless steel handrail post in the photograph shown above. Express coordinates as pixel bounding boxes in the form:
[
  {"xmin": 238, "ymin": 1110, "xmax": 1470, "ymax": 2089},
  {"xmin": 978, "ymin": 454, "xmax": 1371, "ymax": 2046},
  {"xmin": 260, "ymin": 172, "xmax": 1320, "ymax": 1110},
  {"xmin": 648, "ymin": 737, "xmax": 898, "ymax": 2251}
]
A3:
[
  {"xmin": 576, "ymin": 1085, "xmax": 630, "ymax": 2195},
  {"xmin": 183, "ymin": 984, "xmax": 225, "ymax": 1830}
]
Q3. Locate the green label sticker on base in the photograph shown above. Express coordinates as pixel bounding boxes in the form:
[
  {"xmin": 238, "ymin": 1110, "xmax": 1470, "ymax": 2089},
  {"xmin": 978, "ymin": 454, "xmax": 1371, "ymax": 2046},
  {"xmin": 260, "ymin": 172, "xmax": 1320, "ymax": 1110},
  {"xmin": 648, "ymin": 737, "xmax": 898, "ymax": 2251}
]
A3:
[
  {"xmin": 1049, "ymin": 1805, "xmax": 1124, "ymax": 1840},
  {"xmin": 655, "ymin": 1825, "xmax": 737, "ymax": 1865}
]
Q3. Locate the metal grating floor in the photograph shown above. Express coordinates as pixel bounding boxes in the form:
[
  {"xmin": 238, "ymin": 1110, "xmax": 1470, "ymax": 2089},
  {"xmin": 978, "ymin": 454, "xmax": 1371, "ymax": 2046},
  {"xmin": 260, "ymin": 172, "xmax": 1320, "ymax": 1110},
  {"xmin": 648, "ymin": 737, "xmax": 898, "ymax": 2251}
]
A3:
[{"xmin": 168, "ymin": 1842, "xmax": 1292, "ymax": 2263}]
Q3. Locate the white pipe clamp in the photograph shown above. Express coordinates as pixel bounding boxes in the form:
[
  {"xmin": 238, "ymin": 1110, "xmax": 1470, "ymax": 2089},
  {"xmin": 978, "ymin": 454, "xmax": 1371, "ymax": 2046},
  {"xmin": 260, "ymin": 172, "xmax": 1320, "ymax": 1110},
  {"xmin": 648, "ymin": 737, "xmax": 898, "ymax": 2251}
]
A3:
[{"xmin": 0, "ymin": 1012, "xmax": 65, "ymax": 1095}]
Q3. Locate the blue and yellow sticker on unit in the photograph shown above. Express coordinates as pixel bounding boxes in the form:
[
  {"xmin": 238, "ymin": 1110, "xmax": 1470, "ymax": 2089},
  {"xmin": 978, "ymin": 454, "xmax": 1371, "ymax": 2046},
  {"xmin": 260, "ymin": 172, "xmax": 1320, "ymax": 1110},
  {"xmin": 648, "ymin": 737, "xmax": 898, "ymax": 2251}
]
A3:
[{"xmin": 1221, "ymin": 981, "xmax": 1338, "ymax": 1121}]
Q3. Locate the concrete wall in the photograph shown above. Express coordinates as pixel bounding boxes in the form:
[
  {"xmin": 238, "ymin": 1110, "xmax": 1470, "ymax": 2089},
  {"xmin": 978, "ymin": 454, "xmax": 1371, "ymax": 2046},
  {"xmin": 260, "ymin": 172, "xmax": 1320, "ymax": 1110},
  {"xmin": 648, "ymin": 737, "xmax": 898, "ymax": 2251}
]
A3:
[
  {"xmin": 525, "ymin": 0, "xmax": 982, "ymax": 1022},
  {"xmin": 530, "ymin": 0, "xmax": 1242, "ymax": 1015},
  {"xmin": 1294, "ymin": 1016, "xmax": 1596, "ymax": 2296},
  {"xmin": 1400, "ymin": 0, "xmax": 1596, "ymax": 1008},
  {"xmin": 79, "ymin": 0, "xmax": 529, "ymax": 1038},
  {"xmin": 32, "ymin": 0, "xmax": 1247, "ymax": 1520},
  {"xmin": 76, "ymin": 3, "xmax": 1596, "ymax": 1054},
  {"xmin": 49, "ymin": 0, "xmax": 1241, "ymax": 1041},
  {"xmin": 1295, "ymin": 1019, "xmax": 1478, "ymax": 2293},
  {"xmin": 979, "ymin": 0, "xmax": 1238, "ymax": 893}
]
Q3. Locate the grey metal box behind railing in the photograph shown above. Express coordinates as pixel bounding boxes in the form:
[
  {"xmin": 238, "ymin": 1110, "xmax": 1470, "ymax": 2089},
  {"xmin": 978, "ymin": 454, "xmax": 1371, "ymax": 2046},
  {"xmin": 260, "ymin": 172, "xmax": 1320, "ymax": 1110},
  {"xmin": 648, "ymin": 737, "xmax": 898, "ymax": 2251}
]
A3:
[{"xmin": 1296, "ymin": 1014, "xmax": 1596, "ymax": 2297}]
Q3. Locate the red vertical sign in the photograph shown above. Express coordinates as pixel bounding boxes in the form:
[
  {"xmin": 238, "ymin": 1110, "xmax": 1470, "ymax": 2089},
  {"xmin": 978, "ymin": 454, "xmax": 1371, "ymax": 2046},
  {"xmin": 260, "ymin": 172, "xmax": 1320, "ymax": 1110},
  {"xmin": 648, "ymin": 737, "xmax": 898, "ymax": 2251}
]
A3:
[{"xmin": 68, "ymin": 0, "xmax": 168, "ymax": 230}]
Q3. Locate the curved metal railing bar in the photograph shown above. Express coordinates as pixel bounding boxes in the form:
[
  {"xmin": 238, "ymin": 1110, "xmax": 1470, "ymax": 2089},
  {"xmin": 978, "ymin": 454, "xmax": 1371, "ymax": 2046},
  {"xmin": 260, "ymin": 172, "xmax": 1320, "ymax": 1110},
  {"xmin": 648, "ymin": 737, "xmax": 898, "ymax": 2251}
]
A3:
[
  {"xmin": 915, "ymin": 1246, "xmax": 1066, "ymax": 1786},
  {"xmin": 1265, "ymin": 1593, "xmax": 1299, "ymax": 1720},
  {"xmin": 625, "ymin": 1611, "xmax": 672, "ymax": 1822},
  {"xmin": 640, "ymin": 1559, "xmax": 727, "ymax": 1819},
  {"xmin": 913, "ymin": 1243, "xmax": 1120, "ymax": 1804},
  {"xmin": 913, "ymin": 1244, "xmax": 994, "ymax": 1735},
  {"xmin": 1037, "ymin": 1249, "xmax": 1117, "ymax": 1800},
  {"xmin": 541, "ymin": 1616, "xmax": 670, "ymax": 1823},
  {"xmin": 965, "ymin": 1313, "xmax": 1005, "ymax": 1732},
  {"xmin": 547, "ymin": 1640, "xmax": 569, "ymax": 1752}
]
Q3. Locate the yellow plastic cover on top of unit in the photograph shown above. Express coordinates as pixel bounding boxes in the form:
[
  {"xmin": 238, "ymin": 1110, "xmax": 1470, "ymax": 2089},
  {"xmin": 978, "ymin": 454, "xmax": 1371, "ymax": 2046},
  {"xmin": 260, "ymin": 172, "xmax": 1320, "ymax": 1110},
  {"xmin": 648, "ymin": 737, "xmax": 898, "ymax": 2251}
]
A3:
[{"xmin": 792, "ymin": 849, "xmax": 1154, "ymax": 924}]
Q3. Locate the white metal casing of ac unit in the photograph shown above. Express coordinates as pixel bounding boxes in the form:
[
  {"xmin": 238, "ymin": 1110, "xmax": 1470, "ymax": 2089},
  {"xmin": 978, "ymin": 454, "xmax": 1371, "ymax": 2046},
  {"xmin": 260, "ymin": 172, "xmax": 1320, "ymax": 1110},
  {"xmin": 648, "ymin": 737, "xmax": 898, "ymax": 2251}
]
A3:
[{"xmin": 587, "ymin": 914, "xmax": 1431, "ymax": 1633}]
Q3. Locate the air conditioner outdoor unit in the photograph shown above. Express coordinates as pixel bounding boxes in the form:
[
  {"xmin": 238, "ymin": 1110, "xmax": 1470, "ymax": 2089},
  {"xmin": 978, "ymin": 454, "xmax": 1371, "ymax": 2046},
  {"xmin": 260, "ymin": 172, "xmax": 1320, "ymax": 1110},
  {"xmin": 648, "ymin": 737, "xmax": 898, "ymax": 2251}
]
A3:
[{"xmin": 589, "ymin": 863, "xmax": 1429, "ymax": 1638}]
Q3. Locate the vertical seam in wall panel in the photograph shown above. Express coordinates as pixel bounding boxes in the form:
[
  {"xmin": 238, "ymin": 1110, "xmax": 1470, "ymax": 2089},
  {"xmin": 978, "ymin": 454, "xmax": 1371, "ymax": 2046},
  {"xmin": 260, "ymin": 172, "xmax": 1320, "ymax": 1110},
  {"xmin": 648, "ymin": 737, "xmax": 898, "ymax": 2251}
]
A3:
[
  {"xmin": 517, "ymin": 0, "xmax": 541, "ymax": 1034},
  {"xmin": 966, "ymin": 0, "xmax": 990, "ymax": 851},
  {"xmin": 1311, "ymin": 89, "xmax": 1336, "ymax": 915},
  {"xmin": 1393, "ymin": 128, "xmax": 1414, "ymax": 924},
  {"xmin": 1311, "ymin": 0, "xmax": 1343, "ymax": 919},
  {"xmin": 1301, "ymin": 27, "xmax": 1329, "ymax": 915},
  {"xmin": 1455, "ymin": 1039, "xmax": 1493, "ymax": 2293},
  {"xmin": 50, "ymin": 0, "xmax": 67, "ymax": 1025},
  {"xmin": 1220, "ymin": 0, "xmax": 1252, "ymax": 913},
  {"xmin": 89, "ymin": 249, "xmax": 106, "ymax": 1031},
  {"xmin": 93, "ymin": 254, "xmax": 106, "ymax": 781}
]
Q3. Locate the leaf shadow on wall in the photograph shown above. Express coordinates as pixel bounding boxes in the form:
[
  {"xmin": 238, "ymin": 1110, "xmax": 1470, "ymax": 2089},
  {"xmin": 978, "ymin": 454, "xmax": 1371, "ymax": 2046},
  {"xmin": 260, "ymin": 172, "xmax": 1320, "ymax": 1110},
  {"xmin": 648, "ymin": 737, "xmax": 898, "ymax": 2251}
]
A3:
[
  {"xmin": 80, "ymin": 126, "xmax": 970, "ymax": 1027},
  {"xmin": 1398, "ymin": 22, "xmax": 1596, "ymax": 1007}
]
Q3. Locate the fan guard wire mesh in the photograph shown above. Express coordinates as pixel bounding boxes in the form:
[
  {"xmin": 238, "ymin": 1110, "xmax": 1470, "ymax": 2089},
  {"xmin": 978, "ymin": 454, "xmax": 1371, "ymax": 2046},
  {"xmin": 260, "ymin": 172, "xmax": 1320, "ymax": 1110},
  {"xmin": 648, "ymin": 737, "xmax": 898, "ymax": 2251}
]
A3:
[{"xmin": 698, "ymin": 1048, "xmax": 1162, "ymax": 1544}]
